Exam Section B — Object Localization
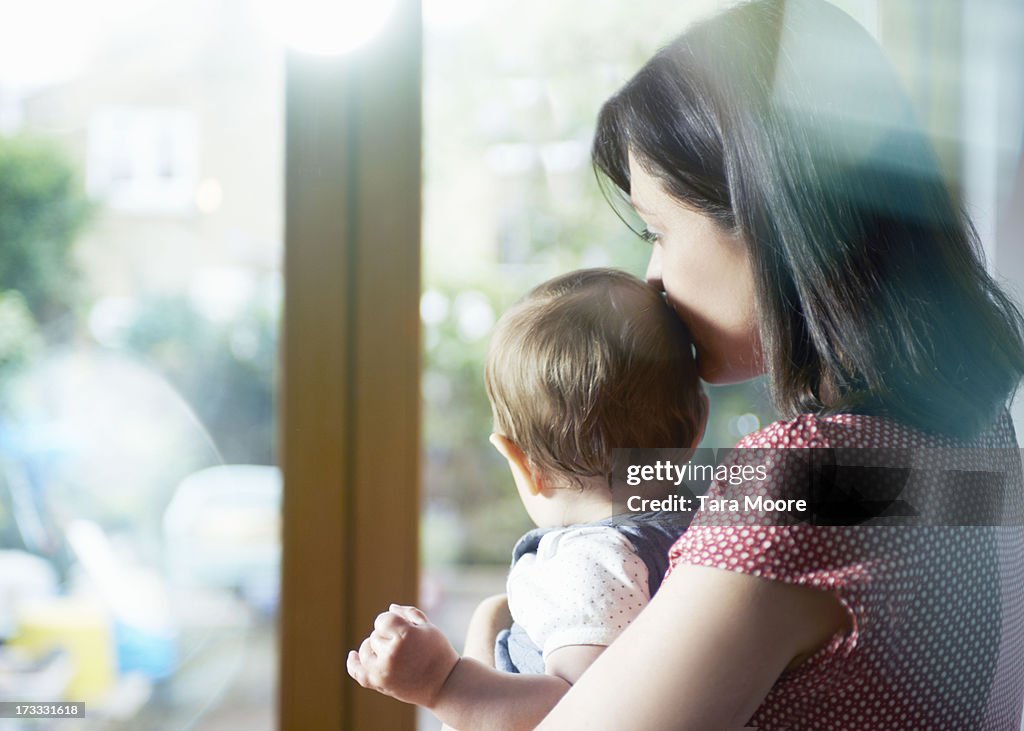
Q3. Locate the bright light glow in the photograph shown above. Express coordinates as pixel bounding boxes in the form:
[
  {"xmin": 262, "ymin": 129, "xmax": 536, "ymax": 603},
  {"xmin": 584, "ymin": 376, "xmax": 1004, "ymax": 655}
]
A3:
[
  {"xmin": 0, "ymin": 0, "xmax": 99, "ymax": 86},
  {"xmin": 195, "ymin": 177, "xmax": 224, "ymax": 214},
  {"xmin": 189, "ymin": 267, "xmax": 256, "ymax": 324},
  {"xmin": 258, "ymin": 0, "xmax": 398, "ymax": 56},
  {"xmin": 453, "ymin": 291, "xmax": 494, "ymax": 341},
  {"xmin": 0, "ymin": 0, "xmax": 155, "ymax": 87},
  {"xmin": 730, "ymin": 413, "xmax": 761, "ymax": 438},
  {"xmin": 421, "ymin": 0, "xmax": 485, "ymax": 30},
  {"xmin": 420, "ymin": 289, "xmax": 449, "ymax": 326},
  {"xmin": 88, "ymin": 296, "xmax": 137, "ymax": 348}
]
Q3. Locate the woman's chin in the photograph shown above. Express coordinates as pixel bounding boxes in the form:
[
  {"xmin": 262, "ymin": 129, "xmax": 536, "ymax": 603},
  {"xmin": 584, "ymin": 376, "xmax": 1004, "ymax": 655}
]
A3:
[{"xmin": 697, "ymin": 354, "xmax": 763, "ymax": 385}]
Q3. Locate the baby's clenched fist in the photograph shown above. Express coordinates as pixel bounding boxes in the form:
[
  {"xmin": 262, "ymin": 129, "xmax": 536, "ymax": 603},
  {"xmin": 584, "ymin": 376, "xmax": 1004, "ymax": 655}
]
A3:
[{"xmin": 347, "ymin": 603, "xmax": 460, "ymax": 709}]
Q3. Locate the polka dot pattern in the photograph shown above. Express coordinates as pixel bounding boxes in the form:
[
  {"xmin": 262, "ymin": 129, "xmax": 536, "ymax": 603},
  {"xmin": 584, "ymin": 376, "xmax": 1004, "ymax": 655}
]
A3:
[
  {"xmin": 508, "ymin": 525, "xmax": 650, "ymax": 660},
  {"xmin": 667, "ymin": 411, "xmax": 1024, "ymax": 729}
]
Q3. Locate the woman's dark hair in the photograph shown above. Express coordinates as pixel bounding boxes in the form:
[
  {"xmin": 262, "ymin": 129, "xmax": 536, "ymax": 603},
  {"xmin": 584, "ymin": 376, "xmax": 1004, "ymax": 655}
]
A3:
[{"xmin": 593, "ymin": 0, "xmax": 1024, "ymax": 439}]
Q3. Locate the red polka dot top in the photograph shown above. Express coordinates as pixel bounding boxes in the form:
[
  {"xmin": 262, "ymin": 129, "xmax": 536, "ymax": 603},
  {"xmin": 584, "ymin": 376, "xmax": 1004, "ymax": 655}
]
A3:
[{"xmin": 667, "ymin": 411, "xmax": 1024, "ymax": 730}]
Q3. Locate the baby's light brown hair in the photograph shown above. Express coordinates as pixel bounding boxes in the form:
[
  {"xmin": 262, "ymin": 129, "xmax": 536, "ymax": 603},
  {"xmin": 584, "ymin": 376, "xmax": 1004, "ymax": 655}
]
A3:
[{"xmin": 485, "ymin": 268, "xmax": 706, "ymax": 487}]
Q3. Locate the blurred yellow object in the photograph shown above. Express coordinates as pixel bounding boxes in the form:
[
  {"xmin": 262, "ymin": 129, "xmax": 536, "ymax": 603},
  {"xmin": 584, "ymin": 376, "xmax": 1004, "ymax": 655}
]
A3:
[{"xmin": 10, "ymin": 597, "xmax": 115, "ymax": 704}]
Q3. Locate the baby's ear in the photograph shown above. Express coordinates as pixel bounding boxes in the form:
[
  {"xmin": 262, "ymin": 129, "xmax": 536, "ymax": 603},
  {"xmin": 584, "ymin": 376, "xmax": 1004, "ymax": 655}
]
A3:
[
  {"xmin": 488, "ymin": 433, "xmax": 518, "ymax": 461},
  {"xmin": 489, "ymin": 433, "xmax": 532, "ymax": 475},
  {"xmin": 489, "ymin": 434, "xmax": 542, "ymax": 496}
]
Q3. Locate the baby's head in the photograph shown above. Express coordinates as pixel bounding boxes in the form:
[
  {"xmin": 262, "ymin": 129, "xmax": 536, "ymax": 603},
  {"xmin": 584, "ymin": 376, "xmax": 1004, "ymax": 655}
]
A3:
[{"xmin": 485, "ymin": 268, "xmax": 707, "ymax": 527}]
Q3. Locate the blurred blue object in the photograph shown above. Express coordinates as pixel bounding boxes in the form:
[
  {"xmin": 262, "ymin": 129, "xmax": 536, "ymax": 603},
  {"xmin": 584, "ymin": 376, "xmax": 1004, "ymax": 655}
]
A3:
[{"xmin": 114, "ymin": 619, "xmax": 177, "ymax": 680}]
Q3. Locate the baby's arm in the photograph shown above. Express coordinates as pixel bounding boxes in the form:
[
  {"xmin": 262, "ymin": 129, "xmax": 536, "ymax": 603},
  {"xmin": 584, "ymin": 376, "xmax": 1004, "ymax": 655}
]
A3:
[
  {"xmin": 544, "ymin": 644, "xmax": 606, "ymax": 684},
  {"xmin": 349, "ymin": 525, "xmax": 648, "ymax": 727},
  {"xmin": 347, "ymin": 603, "xmax": 574, "ymax": 731},
  {"xmin": 449, "ymin": 589, "xmax": 610, "ymax": 681},
  {"xmin": 440, "ymin": 594, "xmax": 511, "ymax": 731},
  {"xmin": 461, "ymin": 593, "xmax": 512, "ymax": 667}
]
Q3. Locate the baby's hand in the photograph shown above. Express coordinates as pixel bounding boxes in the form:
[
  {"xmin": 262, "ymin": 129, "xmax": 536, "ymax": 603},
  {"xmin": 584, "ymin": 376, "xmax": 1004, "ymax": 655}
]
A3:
[{"xmin": 346, "ymin": 603, "xmax": 460, "ymax": 709}]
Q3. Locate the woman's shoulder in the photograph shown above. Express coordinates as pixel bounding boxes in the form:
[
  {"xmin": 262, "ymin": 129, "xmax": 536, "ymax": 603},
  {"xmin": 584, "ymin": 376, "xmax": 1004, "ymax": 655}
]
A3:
[
  {"xmin": 733, "ymin": 413, "xmax": 828, "ymax": 450},
  {"xmin": 736, "ymin": 408, "xmax": 1019, "ymax": 451},
  {"xmin": 736, "ymin": 411, "xmax": 906, "ymax": 450}
]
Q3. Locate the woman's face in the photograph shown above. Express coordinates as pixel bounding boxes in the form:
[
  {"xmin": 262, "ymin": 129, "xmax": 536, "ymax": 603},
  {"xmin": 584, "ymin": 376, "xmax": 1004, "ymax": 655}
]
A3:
[{"xmin": 628, "ymin": 152, "xmax": 763, "ymax": 384}]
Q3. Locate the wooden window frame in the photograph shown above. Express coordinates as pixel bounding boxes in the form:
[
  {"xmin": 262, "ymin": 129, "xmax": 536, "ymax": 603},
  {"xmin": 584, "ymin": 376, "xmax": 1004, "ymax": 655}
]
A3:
[{"xmin": 279, "ymin": 3, "xmax": 422, "ymax": 729}]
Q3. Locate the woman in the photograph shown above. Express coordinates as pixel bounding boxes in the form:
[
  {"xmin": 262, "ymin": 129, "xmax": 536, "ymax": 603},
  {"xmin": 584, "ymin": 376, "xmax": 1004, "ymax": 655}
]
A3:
[
  {"xmin": 351, "ymin": 0, "xmax": 1024, "ymax": 727},
  {"xmin": 530, "ymin": 0, "xmax": 1024, "ymax": 728}
]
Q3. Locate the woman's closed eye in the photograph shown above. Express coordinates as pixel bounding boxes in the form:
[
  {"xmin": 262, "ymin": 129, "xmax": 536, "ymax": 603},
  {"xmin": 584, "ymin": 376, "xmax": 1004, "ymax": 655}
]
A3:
[{"xmin": 640, "ymin": 227, "xmax": 661, "ymax": 244}]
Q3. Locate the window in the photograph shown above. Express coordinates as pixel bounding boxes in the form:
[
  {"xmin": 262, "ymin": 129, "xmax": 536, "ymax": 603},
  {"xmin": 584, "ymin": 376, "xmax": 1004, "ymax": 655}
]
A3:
[
  {"xmin": 86, "ymin": 108, "xmax": 200, "ymax": 215},
  {"xmin": 0, "ymin": 2, "xmax": 282, "ymax": 727}
]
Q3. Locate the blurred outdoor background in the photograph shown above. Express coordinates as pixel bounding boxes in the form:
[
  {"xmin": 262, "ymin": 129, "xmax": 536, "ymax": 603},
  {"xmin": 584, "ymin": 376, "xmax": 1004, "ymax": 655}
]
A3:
[
  {"xmin": 0, "ymin": 0, "xmax": 281, "ymax": 728},
  {"xmin": 0, "ymin": 0, "xmax": 1022, "ymax": 729}
]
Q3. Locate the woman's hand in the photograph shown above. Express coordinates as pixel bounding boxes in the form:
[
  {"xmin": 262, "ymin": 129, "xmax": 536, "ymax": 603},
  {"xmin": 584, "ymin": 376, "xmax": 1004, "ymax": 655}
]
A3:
[{"xmin": 346, "ymin": 603, "xmax": 460, "ymax": 708}]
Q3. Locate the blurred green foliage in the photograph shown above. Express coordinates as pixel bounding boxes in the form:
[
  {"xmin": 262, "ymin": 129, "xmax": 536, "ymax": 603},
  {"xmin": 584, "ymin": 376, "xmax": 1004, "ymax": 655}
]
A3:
[
  {"xmin": 0, "ymin": 135, "xmax": 91, "ymax": 323},
  {"xmin": 0, "ymin": 136, "xmax": 91, "ymax": 390},
  {"xmin": 0, "ymin": 291, "xmax": 41, "ymax": 381}
]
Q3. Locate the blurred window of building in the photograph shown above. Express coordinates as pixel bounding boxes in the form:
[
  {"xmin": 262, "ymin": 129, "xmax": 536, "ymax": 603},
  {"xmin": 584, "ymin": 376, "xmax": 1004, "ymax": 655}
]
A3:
[{"xmin": 86, "ymin": 108, "xmax": 200, "ymax": 215}]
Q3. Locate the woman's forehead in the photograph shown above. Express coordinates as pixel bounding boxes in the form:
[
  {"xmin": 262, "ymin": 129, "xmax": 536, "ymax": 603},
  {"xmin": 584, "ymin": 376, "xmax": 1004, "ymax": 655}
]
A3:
[{"xmin": 626, "ymin": 152, "xmax": 663, "ymax": 213}]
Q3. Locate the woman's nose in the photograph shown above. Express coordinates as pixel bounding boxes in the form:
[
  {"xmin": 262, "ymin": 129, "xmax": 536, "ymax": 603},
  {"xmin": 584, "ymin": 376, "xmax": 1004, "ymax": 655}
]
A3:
[{"xmin": 645, "ymin": 246, "xmax": 663, "ymax": 290}]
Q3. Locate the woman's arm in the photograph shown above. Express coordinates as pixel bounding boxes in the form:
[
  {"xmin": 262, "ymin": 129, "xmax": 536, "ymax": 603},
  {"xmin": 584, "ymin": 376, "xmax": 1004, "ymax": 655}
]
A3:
[{"xmin": 535, "ymin": 563, "xmax": 850, "ymax": 730}]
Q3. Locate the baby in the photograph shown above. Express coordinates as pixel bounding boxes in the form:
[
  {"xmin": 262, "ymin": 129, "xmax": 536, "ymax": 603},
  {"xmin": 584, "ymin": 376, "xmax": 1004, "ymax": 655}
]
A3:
[{"xmin": 347, "ymin": 268, "xmax": 708, "ymax": 728}]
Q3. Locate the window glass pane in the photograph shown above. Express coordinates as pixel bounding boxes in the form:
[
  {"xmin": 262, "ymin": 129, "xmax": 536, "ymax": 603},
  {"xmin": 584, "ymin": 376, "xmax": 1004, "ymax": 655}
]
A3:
[
  {"xmin": 421, "ymin": 1, "xmax": 1024, "ymax": 728},
  {"xmin": 0, "ymin": 2, "xmax": 282, "ymax": 728},
  {"xmin": 419, "ymin": 2, "xmax": 776, "ymax": 728}
]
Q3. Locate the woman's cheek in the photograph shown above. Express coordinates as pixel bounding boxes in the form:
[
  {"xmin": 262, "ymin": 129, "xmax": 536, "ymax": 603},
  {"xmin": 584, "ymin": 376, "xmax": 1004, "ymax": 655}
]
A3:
[
  {"xmin": 673, "ymin": 281, "xmax": 760, "ymax": 382},
  {"xmin": 664, "ymin": 292, "xmax": 719, "ymax": 370}
]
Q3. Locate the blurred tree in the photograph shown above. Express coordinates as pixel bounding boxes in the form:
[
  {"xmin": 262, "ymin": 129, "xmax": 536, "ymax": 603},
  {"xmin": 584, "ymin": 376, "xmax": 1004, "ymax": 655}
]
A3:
[
  {"xmin": 0, "ymin": 135, "xmax": 91, "ymax": 324},
  {"xmin": 0, "ymin": 290, "xmax": 41, "ymax": 386},
  {"xmin": 0, "ymin": 136, "xmax": 90, "ymax": 391}
]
